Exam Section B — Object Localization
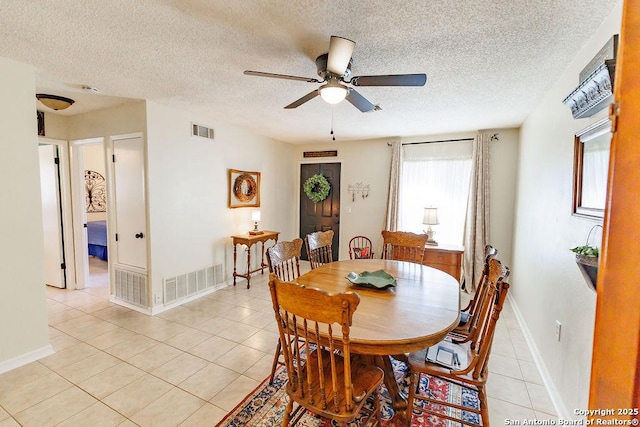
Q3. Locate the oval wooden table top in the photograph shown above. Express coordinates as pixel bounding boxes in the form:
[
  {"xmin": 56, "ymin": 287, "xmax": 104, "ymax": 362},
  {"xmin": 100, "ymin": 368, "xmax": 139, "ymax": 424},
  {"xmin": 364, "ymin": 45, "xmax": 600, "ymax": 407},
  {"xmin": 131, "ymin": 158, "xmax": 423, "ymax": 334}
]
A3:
[{"xmin": 294, "ymin": 259, "xmax": 461, "ymax": 356}]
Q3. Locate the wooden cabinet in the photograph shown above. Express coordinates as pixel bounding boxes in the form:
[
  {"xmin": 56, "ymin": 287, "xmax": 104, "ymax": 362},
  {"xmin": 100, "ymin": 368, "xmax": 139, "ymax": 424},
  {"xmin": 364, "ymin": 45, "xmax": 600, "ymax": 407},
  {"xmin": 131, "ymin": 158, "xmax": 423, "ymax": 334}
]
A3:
[{"xmin": 422, "ymin": 244, "xmax": 464, "ymax": 282}]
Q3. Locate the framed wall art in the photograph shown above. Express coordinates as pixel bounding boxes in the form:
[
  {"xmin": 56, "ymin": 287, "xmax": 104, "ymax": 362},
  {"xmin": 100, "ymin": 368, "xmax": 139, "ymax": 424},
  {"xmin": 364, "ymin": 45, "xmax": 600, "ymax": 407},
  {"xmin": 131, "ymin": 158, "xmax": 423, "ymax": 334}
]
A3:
[
  {"xmin": 85, "ymin": 170, "xmax": 107, "ymax": 212},
  {"xmin": 228, "ymin": 169, "xmax": 261, "ymax": 208},
  {"xmin": 37, "ymin": 111, "xmax": 45, "ymax": 136}
]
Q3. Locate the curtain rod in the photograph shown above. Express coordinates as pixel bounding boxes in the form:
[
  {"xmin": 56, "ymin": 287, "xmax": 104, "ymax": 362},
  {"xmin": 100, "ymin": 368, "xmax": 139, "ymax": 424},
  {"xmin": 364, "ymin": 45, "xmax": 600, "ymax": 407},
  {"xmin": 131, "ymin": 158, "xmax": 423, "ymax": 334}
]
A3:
[{"xmin": 387, "ymin": 133, "xmax": 499, "ymax": 146}]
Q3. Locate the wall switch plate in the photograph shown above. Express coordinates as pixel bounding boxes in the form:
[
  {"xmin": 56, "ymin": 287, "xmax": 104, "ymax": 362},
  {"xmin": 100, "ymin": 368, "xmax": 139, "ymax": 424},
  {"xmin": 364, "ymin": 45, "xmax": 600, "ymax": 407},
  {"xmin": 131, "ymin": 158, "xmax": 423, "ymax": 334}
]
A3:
[{"xmin": 555, "ymin": 320, "xmax": 562, "ymax": 341}]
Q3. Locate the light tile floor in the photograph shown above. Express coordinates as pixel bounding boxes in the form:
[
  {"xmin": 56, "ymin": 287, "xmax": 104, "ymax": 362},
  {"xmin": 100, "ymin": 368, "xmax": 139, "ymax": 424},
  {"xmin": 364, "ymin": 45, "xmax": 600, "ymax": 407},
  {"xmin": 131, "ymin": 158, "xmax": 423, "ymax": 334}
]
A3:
[{"xmin": 0, "ymin": 257, "xmax": 557, "ymax": 426}]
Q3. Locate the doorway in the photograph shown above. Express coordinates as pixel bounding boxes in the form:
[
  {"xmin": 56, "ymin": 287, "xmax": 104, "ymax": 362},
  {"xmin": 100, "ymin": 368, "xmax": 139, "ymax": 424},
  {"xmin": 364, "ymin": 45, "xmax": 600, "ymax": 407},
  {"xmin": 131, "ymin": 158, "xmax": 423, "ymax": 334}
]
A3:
[
  {"xmin": 299, "ymin": 162, "xmax": 341, "ymax": 261},
  {"xmin": 83, "ymin": 143, "xmax": 109, "ymax": 291},
  {"xmin": 70, "ymin": 138, "xmax": 108, "ymax": 291}
]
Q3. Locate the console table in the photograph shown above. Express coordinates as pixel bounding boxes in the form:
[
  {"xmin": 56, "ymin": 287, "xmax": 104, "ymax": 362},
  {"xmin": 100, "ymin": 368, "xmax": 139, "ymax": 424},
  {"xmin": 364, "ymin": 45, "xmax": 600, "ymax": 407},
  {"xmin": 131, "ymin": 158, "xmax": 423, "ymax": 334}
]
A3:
[
  {"xmin": 422, "ymin": 243, "xmax": 464, "ymax": 282},
  {"xmin": 231, "ymin": 231, "xmax": 279, "ymax": 288}
]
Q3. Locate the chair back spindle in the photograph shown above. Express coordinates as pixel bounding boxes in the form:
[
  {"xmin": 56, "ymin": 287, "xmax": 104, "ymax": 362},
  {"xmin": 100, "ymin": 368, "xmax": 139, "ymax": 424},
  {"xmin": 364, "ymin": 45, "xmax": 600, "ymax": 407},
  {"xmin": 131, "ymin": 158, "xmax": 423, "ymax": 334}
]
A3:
[
  {"xmin": 265, "ymin": 238, "xmax": 304, "ymax": 385},
  {"xmin": 454, "ymin": 245, "xmax": 500, "ymax": 340},
  {"xmin": 305, "ymin": 230, "xmax": 334, "ymax": 269},
  {"xmin": 268, "ymin": 275, "xmax": 383, "ymax": 425},
  {"xmin": 381, "ymin": 230, "xmax": 428, "ymax": 264},
  {"xmin": 348, "ymin": 235, "xmax": 374, "ymax": 259},
  {"xmin": 267, "ymin": 238, "xmax": 303, "ymax": 281},
  {"xmin": 465, "ymin": 257, "xmax": 509, "ymax": 350},
  {"xmin": 406, "ymin": 256, "xmax": 511, "ymax": 427}
]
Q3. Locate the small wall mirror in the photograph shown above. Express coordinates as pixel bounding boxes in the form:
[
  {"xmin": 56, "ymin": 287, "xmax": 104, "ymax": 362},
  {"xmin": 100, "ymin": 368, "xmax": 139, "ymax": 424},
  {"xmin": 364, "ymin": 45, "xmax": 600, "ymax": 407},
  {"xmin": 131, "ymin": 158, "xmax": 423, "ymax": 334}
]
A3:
[{"xmin": 573, "ymin": 118, "xmax": 611, "ymax": 219}]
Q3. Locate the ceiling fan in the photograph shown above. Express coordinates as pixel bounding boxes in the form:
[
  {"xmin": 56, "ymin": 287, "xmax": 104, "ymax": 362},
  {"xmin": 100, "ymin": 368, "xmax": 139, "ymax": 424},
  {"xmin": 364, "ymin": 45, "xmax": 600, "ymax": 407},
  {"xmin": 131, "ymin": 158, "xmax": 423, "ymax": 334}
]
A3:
[{"xmin": 244, "ymin": 36, "xmax": 427, "ymax": 113}]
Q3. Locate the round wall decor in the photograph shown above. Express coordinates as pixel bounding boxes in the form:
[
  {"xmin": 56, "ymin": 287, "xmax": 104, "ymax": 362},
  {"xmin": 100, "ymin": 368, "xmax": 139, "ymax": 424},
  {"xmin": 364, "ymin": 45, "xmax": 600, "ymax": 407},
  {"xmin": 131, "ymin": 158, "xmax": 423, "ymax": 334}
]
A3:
[
  {"xmin": 303, "ymin": 174, "xmax": 331, "ymax": 203},
  {"xmin": 233, "ymin": 173, "xmax": 258, "ymax": 202}
]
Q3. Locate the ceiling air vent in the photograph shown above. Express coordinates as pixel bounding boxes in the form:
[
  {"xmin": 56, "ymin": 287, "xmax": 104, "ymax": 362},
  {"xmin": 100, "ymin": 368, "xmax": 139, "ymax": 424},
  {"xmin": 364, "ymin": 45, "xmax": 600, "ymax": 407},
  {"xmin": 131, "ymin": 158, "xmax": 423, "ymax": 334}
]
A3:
[{"xmin": 192, "ymin": 123, "xmax": 214, "ymax": 140}]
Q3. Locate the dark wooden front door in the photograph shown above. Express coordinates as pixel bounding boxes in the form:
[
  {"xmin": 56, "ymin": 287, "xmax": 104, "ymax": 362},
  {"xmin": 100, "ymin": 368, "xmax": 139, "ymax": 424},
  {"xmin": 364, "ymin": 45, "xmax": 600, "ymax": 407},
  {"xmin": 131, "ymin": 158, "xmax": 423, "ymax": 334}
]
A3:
[{"xmin": 299, "ymin": 163, "xmax": 340, "ymax": 261}]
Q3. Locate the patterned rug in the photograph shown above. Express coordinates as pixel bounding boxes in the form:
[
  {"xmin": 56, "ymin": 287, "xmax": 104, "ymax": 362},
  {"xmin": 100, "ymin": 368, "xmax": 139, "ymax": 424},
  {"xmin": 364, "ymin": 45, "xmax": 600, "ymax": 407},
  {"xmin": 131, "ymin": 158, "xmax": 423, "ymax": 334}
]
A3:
[{"xmin": 216, "ymin": 358, "xmax": 481, "ymax": 426}]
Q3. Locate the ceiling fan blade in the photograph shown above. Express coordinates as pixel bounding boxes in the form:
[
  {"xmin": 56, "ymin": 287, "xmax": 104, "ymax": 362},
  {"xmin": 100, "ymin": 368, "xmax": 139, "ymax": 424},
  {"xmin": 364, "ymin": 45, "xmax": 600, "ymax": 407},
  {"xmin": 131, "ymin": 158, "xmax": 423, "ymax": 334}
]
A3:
[
  {"xmin": 327, "ymin": 36, "xmax": 355, "ymax": 76},
  {"xmin": 244, "ymin": 70, "xmax": 321, "ymax": 83},
  {"xmin": 346, "ymin": 89, "xmax": 377, "ymax": 112},
  {"xmin": 350, "ymin": 74, "xmax": 427, "ymax": 87},
  {"xmin": 284, "ymin": 90, "xmax": 319, "ymax": 109}
]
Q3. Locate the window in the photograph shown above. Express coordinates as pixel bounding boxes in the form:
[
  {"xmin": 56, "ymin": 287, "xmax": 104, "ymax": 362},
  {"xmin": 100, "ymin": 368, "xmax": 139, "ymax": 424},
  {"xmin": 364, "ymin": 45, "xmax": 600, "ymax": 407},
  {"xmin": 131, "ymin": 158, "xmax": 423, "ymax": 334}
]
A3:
[{"xmin": 399, "ymin": 142, "xmax": 472, "ymax": 245}]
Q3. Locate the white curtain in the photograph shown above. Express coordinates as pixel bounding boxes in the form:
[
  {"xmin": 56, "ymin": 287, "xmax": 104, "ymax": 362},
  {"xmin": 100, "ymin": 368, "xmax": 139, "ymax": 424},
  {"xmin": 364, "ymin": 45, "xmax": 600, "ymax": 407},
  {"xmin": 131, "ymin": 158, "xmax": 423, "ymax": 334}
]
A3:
[
  {"xmin": 399, "ymin": 142, "xmax": 472, "ymax": 245},
  {"xmin": 581, "ymin": 141, "xmax": 610, "ymax": 209},
  {"xmin": 463, "ymin": 132, "xmax": 491, "ymax": 292},
  {"xmin": 384, "ymin": 141, "xmax": 403, "ymax": 231}
]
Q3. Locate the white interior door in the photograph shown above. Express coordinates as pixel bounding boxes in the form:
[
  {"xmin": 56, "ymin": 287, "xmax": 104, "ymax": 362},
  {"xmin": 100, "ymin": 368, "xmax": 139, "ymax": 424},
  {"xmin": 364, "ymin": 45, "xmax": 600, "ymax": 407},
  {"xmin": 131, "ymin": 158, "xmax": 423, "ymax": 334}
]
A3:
[
  {"xmin": 39, "ymin": 144, "xmax": 65, "ymax": 288},
  {"xmin": 70, "ymin": 142, "xmax": 89, "ymax": 289},
  {"xmin": 112, "ymin": 136, "xmax": 147, "ymax": 269}
]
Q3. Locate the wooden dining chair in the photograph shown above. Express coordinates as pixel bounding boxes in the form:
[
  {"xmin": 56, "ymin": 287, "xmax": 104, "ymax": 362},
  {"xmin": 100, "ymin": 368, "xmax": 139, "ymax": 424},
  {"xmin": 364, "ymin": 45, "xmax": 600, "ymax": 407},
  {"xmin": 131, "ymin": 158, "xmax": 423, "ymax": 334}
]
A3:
[
  {"xmin": 305, "ymin": 230, "xmax": 334, "ymax": 269},
  {"xmin": 267, "ymin": 238, "xmax": 303, "ymax": 282},
  {"xmin": 268, "ymin": 275, "xmax": 384, "ymax": 427},
  {"xmin": 381, "ymin": 230, "xmax": 428, "ymax": 264},
  {"xmin": 348, "ymin": 235, "xmax": 375, "ymax": 259},
  {"xmin": 405, "ymin": 257, "xmax": 510, "ymax": 427},
  {"xmin": 266, "ymin": 238, "xmax": 304, "ymax": 384},
  {"xmin": 454, "ymin": 245, "xmax": 499, "ymax": 338}
]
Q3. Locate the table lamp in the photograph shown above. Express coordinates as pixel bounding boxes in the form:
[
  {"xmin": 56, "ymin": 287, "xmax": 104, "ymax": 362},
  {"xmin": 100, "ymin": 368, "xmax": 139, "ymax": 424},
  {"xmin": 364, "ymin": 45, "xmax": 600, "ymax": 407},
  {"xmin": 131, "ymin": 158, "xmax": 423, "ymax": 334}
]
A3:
[
  {"xmin": 249, "ymin": 210, "xmax": 264, "ymax": 235},
  {"xmin": 422, "ymin": 207, "xmax": 439, "ymax": 245}
]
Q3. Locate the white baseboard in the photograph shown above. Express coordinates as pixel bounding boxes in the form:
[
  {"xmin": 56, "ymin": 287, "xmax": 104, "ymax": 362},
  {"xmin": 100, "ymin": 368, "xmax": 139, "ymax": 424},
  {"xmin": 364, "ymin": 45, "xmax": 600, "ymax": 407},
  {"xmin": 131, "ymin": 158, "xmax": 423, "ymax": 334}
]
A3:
[
  {"xmin": 0, "ymin": 345, "xmax": 55, "ymax": 375},
  {"xmin": 111, "ymin": 277, "xmax": 248, "ymax": 316},
  {"xmin": 150, "ymin": 283, "xmax": 228, "ymax": 315},
  {"xmin": 109, "ymin": 297, "xmax": 153, "ymax": 315},
  {"xmin": 507, "ymin": 293, "xmax": 570, "ymax": 419}
]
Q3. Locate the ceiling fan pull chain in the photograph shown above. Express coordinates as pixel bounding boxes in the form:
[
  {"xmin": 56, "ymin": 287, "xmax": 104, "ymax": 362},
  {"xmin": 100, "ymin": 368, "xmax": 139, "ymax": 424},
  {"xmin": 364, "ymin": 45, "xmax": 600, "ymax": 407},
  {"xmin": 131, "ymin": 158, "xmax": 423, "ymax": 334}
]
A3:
[{"xmin": 331, "ymin": 108, "xmax": 336, "ymax": 141}]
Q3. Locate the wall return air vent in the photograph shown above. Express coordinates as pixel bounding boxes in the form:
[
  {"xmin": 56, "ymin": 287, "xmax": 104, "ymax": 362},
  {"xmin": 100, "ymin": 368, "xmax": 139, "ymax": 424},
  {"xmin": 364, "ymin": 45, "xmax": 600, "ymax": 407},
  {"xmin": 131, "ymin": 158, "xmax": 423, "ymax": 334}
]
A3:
[{"xmin": 192, "ymin": 123, "xmax": 214, "ymax": 140}]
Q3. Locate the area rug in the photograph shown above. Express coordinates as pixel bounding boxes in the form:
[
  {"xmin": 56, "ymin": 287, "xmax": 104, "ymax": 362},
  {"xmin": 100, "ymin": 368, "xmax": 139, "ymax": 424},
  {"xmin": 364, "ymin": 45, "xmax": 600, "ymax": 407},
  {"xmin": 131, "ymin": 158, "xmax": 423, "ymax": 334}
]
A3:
[{"xmin": 217, "ymin": 358, "xmax": 481, "ymax": 426}]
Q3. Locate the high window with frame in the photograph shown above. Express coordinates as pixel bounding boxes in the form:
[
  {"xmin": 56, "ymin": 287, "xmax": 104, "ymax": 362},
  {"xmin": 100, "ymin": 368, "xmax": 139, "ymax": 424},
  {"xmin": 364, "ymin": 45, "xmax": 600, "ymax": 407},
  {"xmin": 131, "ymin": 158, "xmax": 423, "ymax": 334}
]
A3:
[{"xmin": 399, "ymin": 141, "xmax": 473, "ymax": 245}]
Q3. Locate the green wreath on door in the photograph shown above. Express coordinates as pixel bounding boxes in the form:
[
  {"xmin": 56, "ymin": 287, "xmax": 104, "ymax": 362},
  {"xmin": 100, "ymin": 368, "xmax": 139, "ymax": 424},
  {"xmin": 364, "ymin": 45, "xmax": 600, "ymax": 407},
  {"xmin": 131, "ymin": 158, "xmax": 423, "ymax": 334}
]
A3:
[{"xmin": 303, "ymin": 174, "xmax": 331, "ymax": 203}]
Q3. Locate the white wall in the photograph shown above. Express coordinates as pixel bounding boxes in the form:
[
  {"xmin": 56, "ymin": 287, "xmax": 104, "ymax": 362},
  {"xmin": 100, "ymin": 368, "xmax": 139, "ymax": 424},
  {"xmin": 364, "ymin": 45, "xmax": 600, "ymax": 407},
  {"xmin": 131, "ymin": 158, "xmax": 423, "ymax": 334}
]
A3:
[
  {"xmin": 66, "ymin": 101, "xmax": 146, "ymax": 227},
  {"xmin": 0, "ymin": 58, "xmax": 51, "ymax": 369},
  {"xmin": 46, "ymin": 99, "xmax": 296, "ymax": 308},
  {"xmin": 67, "ymin": 101, "xmax": 147, "ymax": 141},
  {"xmin": 294, "ymin": 139, "xmax": 393, "ymax": 259},
  {"xmin": 39, "ymin": 112, "xmax": 68, "ymax": 141},
  {"xmin": 294, "ymin": 129, "xmax": 520, "ymax": 267},
  {"xmin": 145, "ymin": 101, "xmax": 297, "ymax": 304},
  {"xmin": 511, "ymin": 1, "xmax": 622, "ymax": 417},
  {"xmin": 488, "ymin": 128, "xmax": 520, "ymax": 269}
]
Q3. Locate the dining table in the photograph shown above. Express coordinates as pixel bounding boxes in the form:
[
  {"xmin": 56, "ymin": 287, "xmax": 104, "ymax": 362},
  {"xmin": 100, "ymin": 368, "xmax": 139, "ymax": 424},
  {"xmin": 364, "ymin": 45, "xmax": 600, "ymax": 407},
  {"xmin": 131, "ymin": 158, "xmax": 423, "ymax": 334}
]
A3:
[{"xmin": 294, "ymin": 259, "xmax": 461, "ymax": 422}]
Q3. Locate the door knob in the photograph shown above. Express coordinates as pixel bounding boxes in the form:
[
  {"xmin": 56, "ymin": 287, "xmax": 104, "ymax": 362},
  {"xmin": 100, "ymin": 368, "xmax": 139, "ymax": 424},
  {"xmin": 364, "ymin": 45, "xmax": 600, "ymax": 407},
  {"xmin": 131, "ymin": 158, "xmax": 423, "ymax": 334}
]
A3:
[{"xmin": 135, "ymin": 232, "xmax": 144, "ymax": 239}]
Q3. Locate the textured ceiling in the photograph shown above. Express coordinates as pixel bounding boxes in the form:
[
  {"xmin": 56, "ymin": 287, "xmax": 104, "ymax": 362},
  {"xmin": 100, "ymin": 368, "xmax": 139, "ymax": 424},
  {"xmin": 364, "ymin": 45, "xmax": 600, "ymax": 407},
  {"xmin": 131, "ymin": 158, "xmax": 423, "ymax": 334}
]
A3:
[{"xmin": 0, "ymin": 0, "xmax": 618, "ymax": 144}]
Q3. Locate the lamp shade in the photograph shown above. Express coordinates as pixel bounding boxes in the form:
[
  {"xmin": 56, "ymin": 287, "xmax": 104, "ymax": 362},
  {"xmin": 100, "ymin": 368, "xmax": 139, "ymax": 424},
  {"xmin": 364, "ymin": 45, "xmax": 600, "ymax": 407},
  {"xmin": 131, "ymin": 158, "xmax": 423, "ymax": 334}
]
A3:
[
  {"xmin": 251, "ymin": 210, "xmax": 261, "ymax": 222},
  {"xmin": 422, "ymin": 207, "xmax": 439, "ymax": 225},
  {"xmin": 36, "ymin": 94, "xmax": 75, "ymax": 111},
  {"xmin": 319, "ymin": 81, "xmax": 348, "ymax": 104}
]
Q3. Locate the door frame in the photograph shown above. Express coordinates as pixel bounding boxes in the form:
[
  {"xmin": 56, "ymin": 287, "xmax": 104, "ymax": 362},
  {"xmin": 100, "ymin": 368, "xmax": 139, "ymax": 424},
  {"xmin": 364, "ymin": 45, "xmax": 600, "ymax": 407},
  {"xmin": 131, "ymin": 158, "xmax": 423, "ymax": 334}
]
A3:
[
  {"xmin": 108, "ymin": 132, "xmax": 151, "ymax": 310},
  {"xmin": 589, "ymin": 0, "xmax": 640, "ymax": 413},
  {"xmin": 38, "ymin": 137, "xmax": 76, "ymax": 289},
  {"xmin": 69, "ymin": 137, "xmax": 106, "ymax": 290},
  {"xmin": 108, "ymin": 132, "xmax": 149, "ymax": 273},
  {"xmin": 297, "ymin": 159, "xmax": 343, "ymax": 259}
]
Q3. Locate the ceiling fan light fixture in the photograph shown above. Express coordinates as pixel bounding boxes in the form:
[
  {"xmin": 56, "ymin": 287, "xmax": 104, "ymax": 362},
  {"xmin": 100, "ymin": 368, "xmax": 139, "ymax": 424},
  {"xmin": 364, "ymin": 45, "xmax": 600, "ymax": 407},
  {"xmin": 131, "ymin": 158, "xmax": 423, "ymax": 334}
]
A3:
[
  {"xmin": 36, "ymin": 93, "xmax": 75, "ymax": 111},
  {"xmin": 319, "ymin": 81, "xmax": 348, "ymax": 105}
]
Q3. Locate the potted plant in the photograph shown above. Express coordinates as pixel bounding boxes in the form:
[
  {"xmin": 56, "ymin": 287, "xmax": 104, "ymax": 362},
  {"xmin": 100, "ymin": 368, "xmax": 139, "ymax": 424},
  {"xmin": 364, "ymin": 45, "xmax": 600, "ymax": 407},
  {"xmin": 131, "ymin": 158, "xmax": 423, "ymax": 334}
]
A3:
[{"xmin": 571, "ymin": 243, "xmax": 599, "ymax": 292}]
